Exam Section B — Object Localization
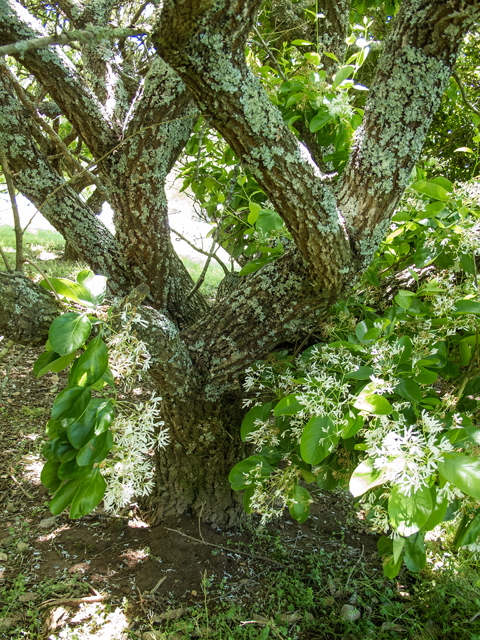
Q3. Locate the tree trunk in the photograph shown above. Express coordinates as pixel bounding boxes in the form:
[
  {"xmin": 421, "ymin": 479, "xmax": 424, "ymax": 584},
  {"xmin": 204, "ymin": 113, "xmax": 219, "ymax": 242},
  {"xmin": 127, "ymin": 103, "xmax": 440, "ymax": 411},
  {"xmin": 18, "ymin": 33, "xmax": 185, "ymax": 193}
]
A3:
[{"xmin": 150, "ymin": 386, "xmax": 246, "ymax": 526}]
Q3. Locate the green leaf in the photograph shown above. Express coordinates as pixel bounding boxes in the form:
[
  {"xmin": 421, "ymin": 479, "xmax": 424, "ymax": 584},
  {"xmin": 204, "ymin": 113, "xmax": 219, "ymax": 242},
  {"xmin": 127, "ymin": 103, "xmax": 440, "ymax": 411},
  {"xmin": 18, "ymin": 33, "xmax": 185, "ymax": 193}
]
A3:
[
  {"xmin": 438, "ymin": 452, "xmax": 480, "ymax": 500},
  {"xmin": 243, "ymin": 485, "xmax": 255, "ymax": 514},
  {"xmin": 40, "ymin": 277, "xmax": 95, "ymax": 307},
  {"xmin": 430, "ymin": 176, "xmax": 453, "ymax": 192},
  {"xmin": 414, "ymin": 246, "xmax": 437, "ymax": 269},
  {"xmin": 40, "ymin": 460, "xmax": 61, "ymax": 493},
  {"xmin": 58, "ymin": 459, "xmax": 93, "ymax": 480},
  {"xmin": 51, "ymin": 386, "xmax": 91, "ymax": 422},
  {"xmin": 416, "ymin": 367, "xmax": 438, "ymax": 384},
  {"xmin": 241, "ymin": 402, "xmax": 273, "ymax": 441},
  {"xmin": 455, "ymin": 146, "xmax": 474, "ymax": 154},
  {"xmin": 377, "ymin": 535, "xmax": 393, "ymax": 557},
  {"xmin": 95, "ymin": 400, "xmax": 115, "ymax": 435},
  {"xmin": 49, "ymin": 313, "xmax": 92, "ymax": 356},
  {"xmin": 332, "ymin": 65, "xmax": 354, "ymax": 90},
  {"xmin": 46, "ymin": 418, "xmax": 65, "ymax": 439},
  {"xmin": 248, "ymin": 202, "xmax": 261, "ymax": 225},
  {"xmin": 291, "ymin": 39, "xmax": 313, "ymax": 46},
  {"xmin": 454, "ymin": 510, "xmax": 480, "ymax": 547},
  {"xmin": 411, "ymin": 181, "xmax": 449, "ymax": 201},
  {"xmin": 397, "ymin": 336, "xmax": 413, "ymax": 365},
  {"xmin": 69, "ymin": 468, "xmax": 106, "ymax": 519},
  {"xmin": 300, "ymin": 416, "xmax": 338, "ymax": 465},
  {"xmin": 404, "ymin": 533, "xmax": 426, "ymax": 572},
  {"xmin": 423, "ymin": 486, "xmax": 448, "ymax": 532},
  {"xmin": 383, "ymin": 553, "xmax": 403, "ymax": 579},
  {"xmin": 67, "ymin": 398, "xmax": 105, "ymax": 448},
  {"xmin": 76, "ymin": 270, "xmax": 107, "ymax": 306},
  {"xmin": 424, "ymin": 202, "xmax": 446, "ymax": 218},
  {"xmin": 395, "ymin": 290, "xmax": 415, "ymax": 310},
  {"xmin": 33, "ymin": 350, "xmax": 76, "ymax": 378},
  {"xmin": 288, "ymin": 485, "xmax": 311, "ymax": 524},
  {"xmin": 393, "ymin": 537, "xmax": 404, "ymax": 564},
  {"xmin": 354, "ymin": 393, "xmax": 392, "ymax": 415},
  {"xmin": 309, "ymin": 109, "xmax": 332, "ymax": 133},
  {"xmin": 49, "ymin": 478, "xmax": 82, "ymax": 515},
  {"xmin": 342, "ymin": 415, "xmax": 364, "ymax": 438},
  {"xmin": 76, "ymin": 430, "xmax": 112, "ymax": 466},
  {"xmin": 229, "ymin": 456, "xmax": 273, "ymax": 491},
  {"xmin": 238, "ymin": 255, "xmax": 278, "ymax": 276},
  {"xmin": 273, "ymin": 394, "xmax": 304, "ymax": 416},
  {"xmin": 255, "ymin": 209, "xmax": 284, "ymax": 234},
  {"xmin": 395, "ymin": 378, "xmax": 422, "ymax": 403},
  {"xmin": 454, "ymin": 300, "xmax": 480, "ymax": 315},
  {"xmin": 388, "ymin": 484, "xmax": 433, "ymax": 537},
  {"xmin": 70, "ymin": 335, "xmax": 108, "ymax": 387},
  {"xmin": 349, "ymin": 458, "xmax": 386, "ymax": 497}
]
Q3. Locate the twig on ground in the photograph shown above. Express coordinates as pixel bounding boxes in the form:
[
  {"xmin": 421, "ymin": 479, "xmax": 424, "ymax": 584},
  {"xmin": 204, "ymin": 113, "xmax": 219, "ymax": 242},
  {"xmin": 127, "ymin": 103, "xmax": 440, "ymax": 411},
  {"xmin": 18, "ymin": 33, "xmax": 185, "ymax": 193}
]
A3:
[
  {"xmin": 198, "ymin": 502, "xmax": 206, "ymax": 542},
  {"xmin": 164, "ymin": 527, "xmax": 288, "ymax": 569},
  {"xmin": 40, "ymin": 595, "xmax": 110, "ymax": 608},
  {"xmin": 149, "ymin": 576, "xmax": 167, "ymax": 596},
  {"xmin": 9, "ymin": 473, "xmax": 35, "ymax": 500}
]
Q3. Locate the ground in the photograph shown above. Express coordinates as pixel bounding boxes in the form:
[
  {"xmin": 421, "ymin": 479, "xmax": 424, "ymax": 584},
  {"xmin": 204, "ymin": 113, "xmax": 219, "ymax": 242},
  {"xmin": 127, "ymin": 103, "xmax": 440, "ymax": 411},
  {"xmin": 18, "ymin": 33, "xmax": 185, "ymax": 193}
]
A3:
[{"xmin": 2, "ymin": 233, "xmax": 480, "ymax": 640}]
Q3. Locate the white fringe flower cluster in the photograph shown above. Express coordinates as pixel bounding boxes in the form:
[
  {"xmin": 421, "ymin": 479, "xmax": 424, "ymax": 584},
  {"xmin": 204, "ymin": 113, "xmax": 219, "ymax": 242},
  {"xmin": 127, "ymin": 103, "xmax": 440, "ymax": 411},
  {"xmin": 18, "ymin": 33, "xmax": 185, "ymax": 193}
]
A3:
[{"xmin": 103, "ymin": 394, "xmax": 170, "ymax": 512}]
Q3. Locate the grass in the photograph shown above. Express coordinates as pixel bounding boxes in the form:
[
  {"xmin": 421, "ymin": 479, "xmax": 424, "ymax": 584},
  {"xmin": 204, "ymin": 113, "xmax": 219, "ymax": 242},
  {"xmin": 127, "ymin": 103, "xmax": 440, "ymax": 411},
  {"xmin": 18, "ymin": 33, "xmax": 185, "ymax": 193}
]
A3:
[{"xmin": 0, "ymin": 225, "xmax": 226, "ymax": 298}]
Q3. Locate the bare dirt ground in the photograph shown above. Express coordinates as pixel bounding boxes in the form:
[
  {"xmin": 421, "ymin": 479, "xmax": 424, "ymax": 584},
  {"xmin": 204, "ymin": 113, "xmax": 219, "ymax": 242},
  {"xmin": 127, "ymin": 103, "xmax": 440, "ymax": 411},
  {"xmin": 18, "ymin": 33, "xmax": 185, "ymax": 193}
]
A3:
[{"xmin": 0, "ymin": 343, "xmax": 417, "ymax": 640}]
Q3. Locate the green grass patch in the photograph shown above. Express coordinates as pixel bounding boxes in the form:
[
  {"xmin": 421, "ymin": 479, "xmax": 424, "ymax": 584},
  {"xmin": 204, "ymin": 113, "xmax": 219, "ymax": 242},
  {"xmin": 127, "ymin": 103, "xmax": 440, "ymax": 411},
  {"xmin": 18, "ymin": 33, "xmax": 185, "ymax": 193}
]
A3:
[
  {"xmin": 0, "ymin": 224, "xmax": 65, "ymax": 252},
  {"xmin": 181, "ymin": 255, "xmax": 225, "ymax": 298}
]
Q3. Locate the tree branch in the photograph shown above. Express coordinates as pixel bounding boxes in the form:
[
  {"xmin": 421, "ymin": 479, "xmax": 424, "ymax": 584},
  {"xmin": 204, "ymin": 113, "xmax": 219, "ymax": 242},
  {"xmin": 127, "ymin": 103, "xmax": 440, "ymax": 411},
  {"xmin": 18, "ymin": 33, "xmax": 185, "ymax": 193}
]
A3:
[
  {"xmin": 452, "ymin": 68, "xmax": 480, "ymax": 117},
  {"xmin": 0, "ymin": 26, "xmax": 148, "ymax": 58},
  {"xmin": 0, "ymin": 0, "xmax": 118, "ymax": 157}
]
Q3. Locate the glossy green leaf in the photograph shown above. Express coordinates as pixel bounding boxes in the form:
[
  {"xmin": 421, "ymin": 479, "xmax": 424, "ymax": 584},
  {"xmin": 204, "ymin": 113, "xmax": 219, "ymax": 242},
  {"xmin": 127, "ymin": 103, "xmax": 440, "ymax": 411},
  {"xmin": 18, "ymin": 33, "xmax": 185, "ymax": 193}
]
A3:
[
  {"xmin": 76, "ymin": 429, "xmax": 112, "ymax": 466},
  {"xmin": 349, "ymin": 458, "xmax": 386, "ymax": 497},
  {"xmin": 438, "ymin": 452, "xmax": 480, "ymax": 500},
  {"xmin": 51, "ymin": 386, "xmax": 91, "ymax": 422},
  {"xmin": 454, "ymin": 300, "xmax": 480, "ymax": 315},
  {"xmin": 397, "ymin": 336, "xmax": 413, "ymax": 365},
  {"xmin": 345, "ymin": 366, "xmax": 374, "ymax": 380},
  {"xmin": 454, "ymin": 510, "xmax": 480, "ymax": 547},
  {"xmin": 229, "ymin": 456, "xmax": 273, "ymax": 491},
  {"xmin": 243, "ymin": 485, "xmax": 255, "ymax": 514},
  {"xmin": 67, "ymin": 398, "xmax": 105, "ymax": 448},
  {"xmin": 70, "ymin": 468, "xmax": 106, "ymax": 519},
  {"xmin": 49, "ymin": 478, "xmax": 82, "ymax": 515},
  {"xmin": 40, "ymin": 460, "xmax": 61, "ymax": 493},
  {"xmin": 95, "ymin": 400, "xmax": 115, "ymax": 435},
  {"xmin": 354, "ymin": 393, "xmax": 392, "ymax": 415},
  {"xmin": 393, "ymin": 537, "xmax": 404, "ymax": 564},
  {"xmin": 309, "ymin": 109, "xmax": 332, "ymax": 132},
  {"xmin": 404, "ymin": 533, "xmax": 426, "ymax": 572},
  {"xmin": 300, "ymin": 415, "xmax": 338, "ymax": 465},
  {"xmin": 58, "ymin": 459, "xmax": 93, "ymax": 480},
  {"xmin": 383, "ymin": 553, "xmax": 403, "ymax": 579},
  {"xmin": 395, "ymin": 378, "xmax": 422, "ymax": 403},
  {"xmin": 241, "ymin": 402, "xmax": 273, "ymax": 441},
  {"xmin": 33, "ymin": 350, "xmax": 76, "ymax": 378},
  {"xmin": 423, "ymin": 486, "xmax": 448, "ymax": 532},
  {"xmin": 388, "ymin": 484, "xmax": 433, "ymax": 537},
  {"xmin": 411, "ymin": 181, "xmax": 449, "ymax": 201},
  {"xmin": 49, "ymin": 313, "xmax": 92, "ymax": 356},
  {"xmin": 70, "ymin": 335, "xmax": 108, "ymax": 387},
  {"xmin": 288, "ymin": 485, "xmax": 311, "ymax": 524},
  {"xmin": 332, "ymin": 65, "xmax": 354, "ymax": 90},
  {"xmin": 255, "ymin": 209, "xmax": 284, "ymax": 234},
  {"xmin": 273, "ymin": 394, "xmax": 303, "ymax": 416},
  {"xmin": 40, "ymin": 277, "xmax": 94, "ymax": 306},
  {"xmin": 76, "ymin": 270, "xmax": 107, "ymax": 306}
]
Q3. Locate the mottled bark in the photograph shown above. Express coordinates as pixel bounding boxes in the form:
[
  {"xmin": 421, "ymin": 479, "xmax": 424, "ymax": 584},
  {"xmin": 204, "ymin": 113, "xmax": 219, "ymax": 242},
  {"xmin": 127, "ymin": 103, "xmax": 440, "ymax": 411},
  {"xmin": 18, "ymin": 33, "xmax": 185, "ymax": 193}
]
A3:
[
  {"xmin": 0, "ymin": 0, "xmax": 118, "ymax": 157},
  {"xmin": 0, "ymin": 64, "xmax": 132, "ymax": 294},
  {"xmin": 0, "ymin": 272, "xmax": 60, "ymax": 345}
]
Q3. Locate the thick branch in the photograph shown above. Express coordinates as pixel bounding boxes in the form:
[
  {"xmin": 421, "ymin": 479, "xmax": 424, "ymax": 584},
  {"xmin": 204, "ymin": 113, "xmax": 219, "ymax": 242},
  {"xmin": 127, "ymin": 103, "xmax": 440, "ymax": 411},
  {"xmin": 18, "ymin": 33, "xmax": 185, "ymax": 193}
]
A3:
[
  {"xmin": 0, "ymin": 63, "xmax": 132, "ymax": 294},
  {"xmin": 153, "ymin": 0, "xmax": 351, "ymax": 295},
  {"xmin": 0, "ymin": 0, "xmax": 118, "ymax": 157},
  {"xmin": 0, "ymin": 26, "xmax": 147, "ymax": 58},
  {"xmin": 0, "ymin": 272, "xmax": 60, "ymax": 345},
  {"xmin": 336, "ymin": 0, "xmax": 480, "ymax": 271}
]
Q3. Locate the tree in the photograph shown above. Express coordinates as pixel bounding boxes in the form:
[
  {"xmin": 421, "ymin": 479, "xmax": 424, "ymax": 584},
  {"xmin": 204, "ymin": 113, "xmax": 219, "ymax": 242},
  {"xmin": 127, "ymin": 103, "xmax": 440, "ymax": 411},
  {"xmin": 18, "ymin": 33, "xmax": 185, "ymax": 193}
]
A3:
[{"xmin": 1, "ymin": 0, "xmax": 479, "ymax": 525}]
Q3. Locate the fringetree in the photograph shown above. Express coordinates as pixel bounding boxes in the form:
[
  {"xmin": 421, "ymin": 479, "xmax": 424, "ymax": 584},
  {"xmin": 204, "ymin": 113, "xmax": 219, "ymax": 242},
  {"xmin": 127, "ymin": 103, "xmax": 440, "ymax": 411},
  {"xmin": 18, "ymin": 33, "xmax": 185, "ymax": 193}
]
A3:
[{"xmin": 0, "ymin": 0, "xmax": 479, "ymax": 525}]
